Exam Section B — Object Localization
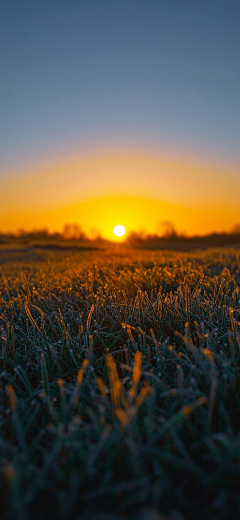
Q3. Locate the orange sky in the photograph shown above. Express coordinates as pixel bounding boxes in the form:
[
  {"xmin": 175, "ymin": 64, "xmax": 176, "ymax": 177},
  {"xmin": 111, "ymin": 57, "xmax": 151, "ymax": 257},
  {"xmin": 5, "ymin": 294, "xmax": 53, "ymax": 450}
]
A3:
[{"xmin": 1, "ymin": 149, "xmax": 240, "ymax": 240}]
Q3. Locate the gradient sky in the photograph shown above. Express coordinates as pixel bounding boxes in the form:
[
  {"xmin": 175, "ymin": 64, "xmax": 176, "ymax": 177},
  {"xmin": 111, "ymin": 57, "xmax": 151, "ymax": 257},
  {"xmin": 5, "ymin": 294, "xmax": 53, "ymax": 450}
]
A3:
[{"xmin": 1, "ymin": 0, "xmax": 240, "ymax": 238}]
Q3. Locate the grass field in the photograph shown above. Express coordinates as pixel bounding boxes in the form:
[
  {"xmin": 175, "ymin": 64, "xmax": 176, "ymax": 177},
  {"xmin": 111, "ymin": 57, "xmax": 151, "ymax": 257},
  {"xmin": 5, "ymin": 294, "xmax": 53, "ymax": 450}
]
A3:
[{"xmin": 1, "ymin": 246, "xmax": 240, "ymax": 520}]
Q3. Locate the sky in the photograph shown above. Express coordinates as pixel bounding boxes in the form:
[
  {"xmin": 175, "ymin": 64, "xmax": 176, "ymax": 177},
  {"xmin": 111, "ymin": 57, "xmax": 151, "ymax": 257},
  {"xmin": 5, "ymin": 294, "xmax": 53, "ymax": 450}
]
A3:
[{"xmin": 1, "ymin": 0, "xmax": 240, "ymax": 239}]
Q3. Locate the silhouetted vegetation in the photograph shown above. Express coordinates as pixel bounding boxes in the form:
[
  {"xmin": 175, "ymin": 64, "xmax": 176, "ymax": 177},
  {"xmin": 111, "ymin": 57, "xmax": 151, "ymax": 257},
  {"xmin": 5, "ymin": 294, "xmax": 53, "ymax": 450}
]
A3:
[
  {"xmin": 0, "ymin": 224, "xmax": 107, "ymax": 248},
  {"xmin": 1, "ymin": 222, "xmax": 240, "ymax": 251},
  {"xmin": 125, "ymin": 230, "xmax": 240, "ymax": 250},
  {"xmin": 126, "ymin": 224, "xmax": 240, "ymax": 250}
]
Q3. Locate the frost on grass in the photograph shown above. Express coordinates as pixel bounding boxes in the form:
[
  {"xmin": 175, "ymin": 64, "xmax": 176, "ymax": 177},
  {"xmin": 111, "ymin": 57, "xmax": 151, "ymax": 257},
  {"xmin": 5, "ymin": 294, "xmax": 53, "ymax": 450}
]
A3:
[{"xmin": 0, "ymin": 248, "xmax": 240, "ymax": 519}]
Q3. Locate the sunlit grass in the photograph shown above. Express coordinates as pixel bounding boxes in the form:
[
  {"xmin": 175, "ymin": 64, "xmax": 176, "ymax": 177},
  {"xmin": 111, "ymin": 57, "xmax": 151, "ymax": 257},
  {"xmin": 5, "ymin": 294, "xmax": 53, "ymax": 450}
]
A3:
[{"xmin": 0, "ymin": 247, "xmax": 240, "ymax": 519}]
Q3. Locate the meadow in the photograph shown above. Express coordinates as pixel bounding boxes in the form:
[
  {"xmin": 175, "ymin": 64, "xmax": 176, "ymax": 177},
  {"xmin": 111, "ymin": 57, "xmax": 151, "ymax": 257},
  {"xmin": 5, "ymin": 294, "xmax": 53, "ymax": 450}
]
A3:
[{"xmin": 1, "ymin": 246, "xmax": 240, "ymax": 520}]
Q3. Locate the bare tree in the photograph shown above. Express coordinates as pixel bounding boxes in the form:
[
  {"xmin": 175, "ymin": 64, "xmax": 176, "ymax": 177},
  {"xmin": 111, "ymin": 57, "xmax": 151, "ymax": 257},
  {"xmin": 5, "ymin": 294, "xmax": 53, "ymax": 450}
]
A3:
[
  {"xmin": 231, "ymin": 224, "xmax": 240, "ymax": 235},
  {"xmin": 63, "ymin": 224, "xmax": 87, "ymax": 240},
  {"xmin": 160, "ymin": 221, "xmax": 177, "ymax": 238}
]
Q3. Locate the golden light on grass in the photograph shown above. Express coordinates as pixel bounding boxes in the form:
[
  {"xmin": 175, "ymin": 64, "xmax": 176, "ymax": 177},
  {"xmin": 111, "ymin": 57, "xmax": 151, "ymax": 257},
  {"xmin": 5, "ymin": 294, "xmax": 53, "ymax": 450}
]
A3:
[
  {"xmin": 113, "ymin": 224, "xmax": 125, "ymax": 237},
  {"xmin": 105, "ymin": 350, "xmax": 150, "ymax": 427}
]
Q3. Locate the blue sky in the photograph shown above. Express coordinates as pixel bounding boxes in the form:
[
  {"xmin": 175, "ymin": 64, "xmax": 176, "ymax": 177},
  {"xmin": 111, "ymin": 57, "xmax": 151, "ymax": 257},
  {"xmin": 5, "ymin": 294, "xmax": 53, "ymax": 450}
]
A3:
[{"xmin": 1, "ymin": 0, "xmax": 240, "ymax": 173}]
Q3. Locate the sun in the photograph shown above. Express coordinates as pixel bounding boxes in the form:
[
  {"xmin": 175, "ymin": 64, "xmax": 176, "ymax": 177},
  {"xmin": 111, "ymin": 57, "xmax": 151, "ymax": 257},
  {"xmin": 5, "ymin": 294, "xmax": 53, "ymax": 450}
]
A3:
[{"xmin": 113, "ymin": 225, "xmax": 126, "ymax": 237}]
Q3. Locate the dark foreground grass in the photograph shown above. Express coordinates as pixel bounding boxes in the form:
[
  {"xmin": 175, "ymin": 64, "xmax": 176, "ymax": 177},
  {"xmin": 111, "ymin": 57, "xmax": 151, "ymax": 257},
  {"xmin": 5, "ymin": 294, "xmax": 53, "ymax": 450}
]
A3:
[{"xmin": 1, "ymin": 247, "xmax": 240, "ymax": 520}]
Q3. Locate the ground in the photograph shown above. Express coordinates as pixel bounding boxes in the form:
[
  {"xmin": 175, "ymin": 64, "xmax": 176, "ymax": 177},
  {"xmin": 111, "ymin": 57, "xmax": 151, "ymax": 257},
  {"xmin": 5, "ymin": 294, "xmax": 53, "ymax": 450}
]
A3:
[{"xmin": 0, "ymin": 246, "xmax": 240, "ymax": 519}]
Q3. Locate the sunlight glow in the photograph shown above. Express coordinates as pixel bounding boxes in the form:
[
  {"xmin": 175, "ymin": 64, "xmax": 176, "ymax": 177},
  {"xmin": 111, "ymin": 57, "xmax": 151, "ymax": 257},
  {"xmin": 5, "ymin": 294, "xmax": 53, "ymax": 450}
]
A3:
[
  {"xmin": 114, "ymin": 225, "xmax": 126, "ymax": 237},
  {"xmin": 1, "ymin": 152, "xmax": 240, "ymax": 237}
]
